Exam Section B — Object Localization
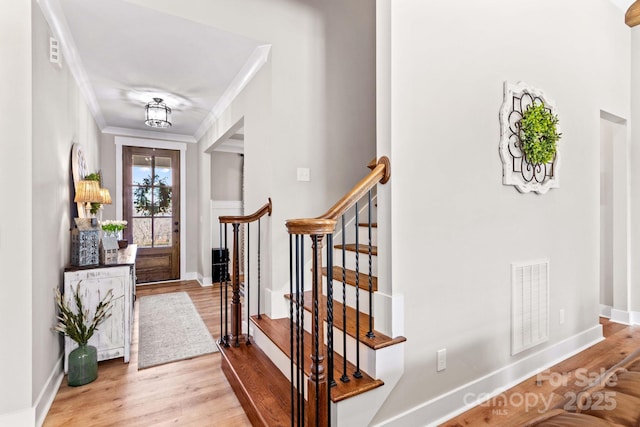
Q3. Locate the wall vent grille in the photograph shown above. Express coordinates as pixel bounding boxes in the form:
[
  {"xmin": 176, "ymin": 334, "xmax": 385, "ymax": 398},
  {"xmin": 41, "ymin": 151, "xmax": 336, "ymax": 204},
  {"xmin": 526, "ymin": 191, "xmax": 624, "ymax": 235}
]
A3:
[{"xmin": 511, "ymin": 260, "xmax": 549, "ymax": 355}]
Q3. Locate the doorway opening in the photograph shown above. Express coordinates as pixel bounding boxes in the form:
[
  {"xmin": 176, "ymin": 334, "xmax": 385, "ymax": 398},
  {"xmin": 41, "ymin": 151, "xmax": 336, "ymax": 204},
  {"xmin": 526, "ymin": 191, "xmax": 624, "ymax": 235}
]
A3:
[{"xmin": 600, "ymin": 111, "xmax": 629, "ymax": 322}]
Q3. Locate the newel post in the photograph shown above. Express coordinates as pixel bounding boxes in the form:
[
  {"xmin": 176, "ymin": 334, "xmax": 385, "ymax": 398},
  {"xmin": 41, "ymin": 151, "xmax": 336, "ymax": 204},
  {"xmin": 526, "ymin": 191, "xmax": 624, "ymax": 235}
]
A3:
[
  {"xmin": 286, "ymin": 218, "xmax": 336, "ymax": 427},
  {"xmin": 308, "ymin": 233, "xmax": 328, "ymax": 427}
]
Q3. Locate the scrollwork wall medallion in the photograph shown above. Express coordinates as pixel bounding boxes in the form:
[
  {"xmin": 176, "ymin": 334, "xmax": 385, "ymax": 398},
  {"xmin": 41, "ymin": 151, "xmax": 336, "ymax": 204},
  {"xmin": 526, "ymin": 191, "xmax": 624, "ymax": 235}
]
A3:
[{"xmin": 499, "ymin": 81, "xmax": 561, "ymax": 194}]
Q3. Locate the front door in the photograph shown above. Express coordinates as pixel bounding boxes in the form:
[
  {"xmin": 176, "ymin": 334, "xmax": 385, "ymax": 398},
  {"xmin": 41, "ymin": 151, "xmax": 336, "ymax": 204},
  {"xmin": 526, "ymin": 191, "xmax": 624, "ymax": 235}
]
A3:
[{"xmin": 123, "ymin": 146, "xmax": 180, "ymax": 283}]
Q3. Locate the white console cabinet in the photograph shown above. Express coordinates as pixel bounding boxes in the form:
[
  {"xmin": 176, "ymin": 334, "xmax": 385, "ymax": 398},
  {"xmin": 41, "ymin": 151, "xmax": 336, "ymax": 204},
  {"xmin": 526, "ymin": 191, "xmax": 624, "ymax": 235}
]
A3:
[{"xmin": 63, "ymin": 245, "xmax": 136, "ymax": 373}]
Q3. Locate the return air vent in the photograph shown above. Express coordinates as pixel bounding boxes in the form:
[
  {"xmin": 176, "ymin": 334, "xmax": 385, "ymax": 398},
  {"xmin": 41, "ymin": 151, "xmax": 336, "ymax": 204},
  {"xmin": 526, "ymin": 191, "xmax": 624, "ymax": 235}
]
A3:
[{"xmin": 511, "ymin": 260, "xmax": 549, "ymax": 355}]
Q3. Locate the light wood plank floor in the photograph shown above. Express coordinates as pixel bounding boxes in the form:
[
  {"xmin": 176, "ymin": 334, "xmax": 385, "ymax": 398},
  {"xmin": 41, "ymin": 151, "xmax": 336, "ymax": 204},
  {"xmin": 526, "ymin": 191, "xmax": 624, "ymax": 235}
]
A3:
[
  {"xmin": 44, "ymin": 281, "xmax": 251, "ymax": 427},
  {"xmin": 45, "ymin": 282, "xmax": 640, "ymax": 427},
  {"xmin": 442, "ymin": 318, "xmax": 640, "ymax": 426}
]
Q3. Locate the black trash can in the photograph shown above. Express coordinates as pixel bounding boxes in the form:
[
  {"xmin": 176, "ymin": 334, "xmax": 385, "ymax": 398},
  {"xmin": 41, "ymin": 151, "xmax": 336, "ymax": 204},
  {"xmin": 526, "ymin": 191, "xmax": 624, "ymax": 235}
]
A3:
[{"xmin": 212, "ymin": 248, "xmax": 230, "ymax": 283}]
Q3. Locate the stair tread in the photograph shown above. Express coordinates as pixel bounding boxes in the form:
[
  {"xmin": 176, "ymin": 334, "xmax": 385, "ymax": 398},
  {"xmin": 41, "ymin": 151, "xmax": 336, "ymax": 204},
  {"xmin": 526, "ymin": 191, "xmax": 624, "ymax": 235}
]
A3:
[
  {"xmin": 285, "ymin": 291, "xmax": 406, "ymax": 350},
  {"xmin": 321, "ymin": 266, "xmax": 378, "ymax": 292},
  {"xmin": 218, "ymin": 339, "xmax": 292, "ymax": 426},
  {"xmin": 251, "ymin": 314, "xmax": 383, "ymax": 402},
  {"xmin": 358, "ymin": 222, "xmax": 378, "ymax": 228},
  {"xmin": 334, "ymin": 244, "xmax": 378, "ymax": 256}
]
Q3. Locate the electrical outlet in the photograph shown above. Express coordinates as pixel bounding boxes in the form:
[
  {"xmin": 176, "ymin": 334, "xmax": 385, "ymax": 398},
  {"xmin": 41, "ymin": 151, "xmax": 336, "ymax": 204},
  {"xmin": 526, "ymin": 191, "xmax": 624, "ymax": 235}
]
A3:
[
  {"xmin": 559, "ymin": 309, "xmax": 565, "ymax": 325},
  {"xmin": 437, "ymin": 349, "xmax": 446, "ymax": 372}
]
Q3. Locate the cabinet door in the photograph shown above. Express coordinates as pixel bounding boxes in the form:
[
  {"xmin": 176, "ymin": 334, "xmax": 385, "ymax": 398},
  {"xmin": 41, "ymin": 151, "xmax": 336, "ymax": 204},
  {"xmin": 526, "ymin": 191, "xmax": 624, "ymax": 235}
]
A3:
[{"xmin": 64, "ymin": 267, "xmax": 128, "ymax": 354}]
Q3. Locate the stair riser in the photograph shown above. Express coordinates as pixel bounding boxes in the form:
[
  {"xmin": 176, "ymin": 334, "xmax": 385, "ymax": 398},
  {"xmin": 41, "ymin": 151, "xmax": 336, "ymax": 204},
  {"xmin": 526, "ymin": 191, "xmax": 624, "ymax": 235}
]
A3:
[
  {"xmin": 322, "ymin": 280, "xmax": 373, "ymax": 316},
  {"xmin": 252, "ymin": 323, "xmax": 310, "ymax": 400},
  {"xmin": 295, "ymin": 309, "xmax": 377, "ymax": 376},
  {"xmin": 357, "ymin": 226, "xmax": 377, "ymax": 246},
  {"xmin": 333, "ymin": 249, "xmax": 377, "ymax": 275}
]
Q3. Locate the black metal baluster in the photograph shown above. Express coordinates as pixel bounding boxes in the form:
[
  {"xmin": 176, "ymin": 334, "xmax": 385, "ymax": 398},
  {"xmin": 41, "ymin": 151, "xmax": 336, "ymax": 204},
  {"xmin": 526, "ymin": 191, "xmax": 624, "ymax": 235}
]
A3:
[
  {"xmin": 289, "ymin": 234, "xmax": 295, "ymax": 426},
  {"xmin": 224, "ymin": 224, "xmax": 230, "ymax": 347},
  {"xmin": 294, "ymin": 234, "xmax": 301, "ymax": 426},
  {"xmin": 354, "ymin": 202, "xmax": 362, "ymax": 378},
  {"xmin": 246, "ymin": 224, "xmax": 251, "ymax": 344},
  {"xmin": 312, "ymin": 235, "xmax": 320, "ymax": 427},
  {"xmin": 219, "ymin": 222, "xmax": 223, "ymax": 346},
  {"xmin": 367, "ymin": 190, "xmax": 375, "ymax": 339},
  {"xmin": 327, "ymin": 233, "xmax": 335, "ymax": 388},
  {"xmin": 300, "ymin": 238, "xmax": 305, "ymax": 425},
  {"xmin": 340, "ymin": 215, "xmax": 349, "ymax": 383},
  {"xmin": 258, "ymin": 218, "xmax": 262, "ymax": 319},
  {"xmin": 326, "ymin": 233, "xmax": 335, "ymax": 425}
]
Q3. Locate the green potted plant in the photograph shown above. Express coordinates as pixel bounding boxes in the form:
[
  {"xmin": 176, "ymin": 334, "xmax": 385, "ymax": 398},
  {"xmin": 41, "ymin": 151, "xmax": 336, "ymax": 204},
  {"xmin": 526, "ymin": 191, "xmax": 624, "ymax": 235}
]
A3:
[
  {"xmin": 53, "ymin": 282, "xmax": 114, "ymax": 386},
  {"xmin": 101, "ymin": 219, "xmax": 128, "ymax": 248},
  {"xmin": 520, "ymin": 103, "xmax": 561, "ymax": 165}
]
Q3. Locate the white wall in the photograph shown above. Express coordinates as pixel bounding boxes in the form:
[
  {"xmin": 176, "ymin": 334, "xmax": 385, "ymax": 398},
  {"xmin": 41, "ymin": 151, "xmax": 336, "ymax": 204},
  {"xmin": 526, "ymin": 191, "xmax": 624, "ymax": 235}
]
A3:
[
  {"xmin": 0, "ymin": 1, "xmax": 33, "ymax": 423},
  {"xmin": 31, "ymin": 3, "xmax": 103, "ymax": 424},
  {"xmin": 374, "ymin": 0, "xmax": 631, "ymax": 424},
  {"xmin": 211, "ymin": 152, "xmax": 243, "ymax": 201},
  {"xmin": 126, "ymin": 0, "xmax": 377, "ymax": 291},
  {"xmin": 630, "ymin": 27, "xmax": 640, "ymax": 318}
]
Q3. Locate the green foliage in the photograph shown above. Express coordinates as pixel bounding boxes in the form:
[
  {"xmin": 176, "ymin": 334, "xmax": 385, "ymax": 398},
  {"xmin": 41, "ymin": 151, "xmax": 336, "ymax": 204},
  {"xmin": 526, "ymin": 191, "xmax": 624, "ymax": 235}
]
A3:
[
  {"xmin": 520, "ymin": 103, "xmax": 561, "ymax": 165},
  {"xmin": 84, "ymin": 172, "xmax": 101, "ymax": 182},
  {"xmin": 53, "ymin": 282, "xmax": 114, "ymax": 345},
  {"xmin": 85, "ymin": 172, "xmax": 102, "ymax": 214},
  {"xmin": 133, "ymin": 174, "xmax": 172, "ymax": 216},
  {"xmin": 101, "ymin": 220, "xmax": 127, "ymax": 235}
]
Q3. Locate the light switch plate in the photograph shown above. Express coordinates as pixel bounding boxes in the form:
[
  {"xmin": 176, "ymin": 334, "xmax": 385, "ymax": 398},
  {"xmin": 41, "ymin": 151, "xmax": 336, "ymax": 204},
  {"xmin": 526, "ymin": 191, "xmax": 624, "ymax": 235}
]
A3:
[{"xmin": 297, "ymin": 167, "xmax": 310, "ymax": 182}]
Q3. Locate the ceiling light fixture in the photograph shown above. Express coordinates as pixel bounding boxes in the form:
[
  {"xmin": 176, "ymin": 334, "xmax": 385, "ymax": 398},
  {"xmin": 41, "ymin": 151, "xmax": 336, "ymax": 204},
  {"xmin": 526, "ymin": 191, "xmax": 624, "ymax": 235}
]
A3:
[{"xmin": 145, "ymin": 98, "xmax": 172, "ymax": 128}]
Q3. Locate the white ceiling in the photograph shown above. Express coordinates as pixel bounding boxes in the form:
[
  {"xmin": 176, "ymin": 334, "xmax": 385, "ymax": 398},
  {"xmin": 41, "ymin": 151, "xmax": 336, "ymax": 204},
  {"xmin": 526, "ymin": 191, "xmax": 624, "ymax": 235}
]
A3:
[
  {"xmin": 40, "ymin": 0, "xmax": 266, "ymax": 142},
  {"xmin": 39, "ymin": 0, "xmax": 635, "ymax": 144}
]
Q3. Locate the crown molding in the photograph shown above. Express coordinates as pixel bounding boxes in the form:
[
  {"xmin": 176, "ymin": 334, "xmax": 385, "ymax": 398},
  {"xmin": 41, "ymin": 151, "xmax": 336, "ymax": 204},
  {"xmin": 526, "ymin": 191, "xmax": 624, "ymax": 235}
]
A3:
[
  {"xmin": 194, "ymin": 44, "xmax": 271, "ymax": 142},
  {"xmin": 103, "ymin": 126, "xmax": 196, "ymax": 143}
]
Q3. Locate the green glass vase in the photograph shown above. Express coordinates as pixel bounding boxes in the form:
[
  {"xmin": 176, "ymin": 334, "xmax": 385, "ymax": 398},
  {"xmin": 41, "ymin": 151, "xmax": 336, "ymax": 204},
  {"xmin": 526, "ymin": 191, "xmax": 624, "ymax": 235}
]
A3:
[{"xmin": 68, "ymin": 344, "xmax": 98, "ymax": 386}]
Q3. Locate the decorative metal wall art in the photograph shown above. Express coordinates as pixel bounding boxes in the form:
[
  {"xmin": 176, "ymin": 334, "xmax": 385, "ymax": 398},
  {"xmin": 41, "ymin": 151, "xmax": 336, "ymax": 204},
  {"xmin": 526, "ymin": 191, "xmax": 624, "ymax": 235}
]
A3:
[{"xmin": 499, "ymin": 81, "xmax": 561, "ymax": 194}]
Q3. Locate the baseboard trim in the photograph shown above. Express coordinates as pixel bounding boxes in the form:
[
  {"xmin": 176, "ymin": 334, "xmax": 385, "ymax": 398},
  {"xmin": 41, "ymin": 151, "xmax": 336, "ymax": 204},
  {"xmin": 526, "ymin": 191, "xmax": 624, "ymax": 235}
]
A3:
[
  {"xmin": 264, "ymin": 287, "xmax": 287, "ymax": 319},
  {"xmin": 198, "ymin": 274, "xmax": 213, "ymax": 287},
  {"xmin": 183, "ymin": 271, "xmax": 198, "ymax": 281},
  {"xmin": 375, "ymin": 324, "xmax": 603, "ymax": 427},
  {"xmin": 610, "ymin": 308, "xmax": 631, "ymax": 325},
  {"xmin": 599, "ymin": 304, "xmax": 612, "ymax": 318},
  {"xmin": 35, "ymin": 355, "xmax": 64, "ymax": 427}
]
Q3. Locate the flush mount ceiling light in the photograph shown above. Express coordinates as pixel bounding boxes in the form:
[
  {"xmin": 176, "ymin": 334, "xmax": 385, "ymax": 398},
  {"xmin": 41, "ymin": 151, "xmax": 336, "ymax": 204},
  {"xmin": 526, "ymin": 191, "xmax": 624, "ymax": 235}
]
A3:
[{"xmin": 145, "ymin": 97, "xmax": 172, "ymax": 128}]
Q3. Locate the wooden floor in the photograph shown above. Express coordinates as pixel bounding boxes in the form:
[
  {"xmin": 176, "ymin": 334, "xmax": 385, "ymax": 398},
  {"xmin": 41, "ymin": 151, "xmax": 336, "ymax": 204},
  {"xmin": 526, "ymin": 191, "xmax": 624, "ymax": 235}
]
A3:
[
  {"xmin": 442, "ymin": 318, "xmax": 640, "ymax": 426},
  {"xmin": 44, "ymin": 281, "xmax": 251, "ymax": 427},
  {"xmin": 44, "ymin": 283, "xmax": 640, "ymax": 427}
]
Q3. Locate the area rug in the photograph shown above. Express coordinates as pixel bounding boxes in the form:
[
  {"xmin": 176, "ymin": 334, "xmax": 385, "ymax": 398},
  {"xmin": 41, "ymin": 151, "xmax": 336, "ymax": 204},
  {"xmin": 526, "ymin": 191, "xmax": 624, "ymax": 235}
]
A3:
[{"xmin": 138, "ymin": 292, "xmax": 218, "ymax": 369}]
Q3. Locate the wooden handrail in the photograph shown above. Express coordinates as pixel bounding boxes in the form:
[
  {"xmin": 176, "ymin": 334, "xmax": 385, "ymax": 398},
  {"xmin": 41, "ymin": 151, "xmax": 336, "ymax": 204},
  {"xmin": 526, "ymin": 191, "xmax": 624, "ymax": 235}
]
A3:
[
  {"xmin": 286, "ymin": 156, "xmax": 390, "ymax": 235},
  {"xmin": 219, "ymin": 198, "xmax": 272, "ymax": 224},
  {"xmin": 627, "ymin": 1, "xmax": 640, "ymax": 27}
]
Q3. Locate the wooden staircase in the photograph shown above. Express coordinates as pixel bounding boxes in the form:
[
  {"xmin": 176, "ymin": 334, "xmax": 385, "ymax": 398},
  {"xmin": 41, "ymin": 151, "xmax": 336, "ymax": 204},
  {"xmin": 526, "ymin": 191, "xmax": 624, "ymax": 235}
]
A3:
[{"xmin": 218, "ymin": 158, "xmax": 405, "ymax": 426}]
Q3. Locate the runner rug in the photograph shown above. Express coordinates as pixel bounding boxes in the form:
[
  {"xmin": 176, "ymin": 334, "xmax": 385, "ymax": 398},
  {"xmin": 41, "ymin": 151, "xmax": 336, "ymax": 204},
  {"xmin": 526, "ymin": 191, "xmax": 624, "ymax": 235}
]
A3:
[{"xmin": 138, "ymin": 291, "xmax": 218, "ymax": 369}]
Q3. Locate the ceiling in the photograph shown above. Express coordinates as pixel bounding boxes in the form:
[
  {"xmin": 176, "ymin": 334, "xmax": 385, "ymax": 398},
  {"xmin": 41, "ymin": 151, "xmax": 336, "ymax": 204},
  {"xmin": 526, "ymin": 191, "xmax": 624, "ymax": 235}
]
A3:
[
  {"xmin": 39, "ymin": 0, "xmax": 634, "ymax": 144},
  {"xmin": 40, "ymin": 0, "xmax": 267, "ymax": 143}
]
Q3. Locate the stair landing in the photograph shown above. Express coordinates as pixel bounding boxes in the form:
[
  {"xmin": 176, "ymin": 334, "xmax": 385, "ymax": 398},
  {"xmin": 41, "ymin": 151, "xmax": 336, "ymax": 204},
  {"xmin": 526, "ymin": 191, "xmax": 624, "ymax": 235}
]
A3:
[{"xmin": 218, "ymin": 340, "xmax": 291, "ymax": 426}]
